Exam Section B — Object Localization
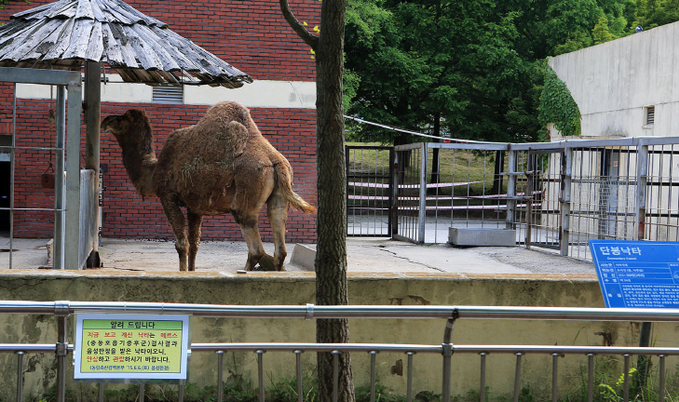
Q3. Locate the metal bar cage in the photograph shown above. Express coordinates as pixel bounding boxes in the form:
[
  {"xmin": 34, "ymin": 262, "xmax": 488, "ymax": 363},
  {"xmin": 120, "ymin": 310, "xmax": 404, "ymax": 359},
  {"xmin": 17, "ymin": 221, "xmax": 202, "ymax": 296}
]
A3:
[{"xmin": 344, "ymin": 137, "xmax": 679, "ymax": 261}]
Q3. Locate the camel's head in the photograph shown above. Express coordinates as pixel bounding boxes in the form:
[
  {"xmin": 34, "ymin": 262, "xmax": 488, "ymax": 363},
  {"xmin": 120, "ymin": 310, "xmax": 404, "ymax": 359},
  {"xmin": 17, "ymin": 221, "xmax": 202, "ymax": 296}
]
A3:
[{"xmin": 101, "ymin": 110, "xmax": 152, "ymax": 147}]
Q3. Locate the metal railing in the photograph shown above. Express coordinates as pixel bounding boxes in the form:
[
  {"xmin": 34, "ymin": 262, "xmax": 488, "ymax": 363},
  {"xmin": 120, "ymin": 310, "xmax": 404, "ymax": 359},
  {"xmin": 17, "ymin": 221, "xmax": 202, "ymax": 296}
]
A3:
[{"xmin": 3, "ymin": 301, "xmax": 679, "ymax": 402}]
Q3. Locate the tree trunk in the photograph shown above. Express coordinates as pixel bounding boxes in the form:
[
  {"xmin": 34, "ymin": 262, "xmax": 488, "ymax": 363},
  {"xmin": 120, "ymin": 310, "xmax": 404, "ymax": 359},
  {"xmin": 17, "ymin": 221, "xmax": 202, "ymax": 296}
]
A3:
[{"xmin": 279, "ymin": 0, "xmax": 355, "ymax": 401}]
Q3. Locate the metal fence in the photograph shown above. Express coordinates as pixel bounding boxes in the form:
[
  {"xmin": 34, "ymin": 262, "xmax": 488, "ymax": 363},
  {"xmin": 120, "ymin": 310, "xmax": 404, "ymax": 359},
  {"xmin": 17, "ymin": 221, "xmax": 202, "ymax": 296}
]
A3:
[
  {"xmin": 346, "ymin": 146, "xmax": 394, "ymax": 237},
  {"xmin": 4, "ymin": 301, "xmax": 679, "ymax": 402},
  {"xmin": 348, "ymin": 137, "xmax": 679, "ymax": 261}
]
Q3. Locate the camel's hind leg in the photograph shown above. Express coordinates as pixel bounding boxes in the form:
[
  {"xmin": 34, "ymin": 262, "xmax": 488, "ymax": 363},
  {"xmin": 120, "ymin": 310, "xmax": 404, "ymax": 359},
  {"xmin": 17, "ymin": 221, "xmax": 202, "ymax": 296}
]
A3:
[
  {"xmin": 187, "ymin": 210, "xmax": 202, "ymax": 272},
  {"xmin": 267, "ymin": 189, "xmax": 289, "ymax": 271},
  {"xmin": 160, "ymin": 198, "xmax": 188, "ymax": 271},
  {"xmin": 232, "ymin": 210, "xmax": 275, "ymax": 271},
  {"xmin": 231, "ymin": 170, "xmax": 275, "ymax": 271}
]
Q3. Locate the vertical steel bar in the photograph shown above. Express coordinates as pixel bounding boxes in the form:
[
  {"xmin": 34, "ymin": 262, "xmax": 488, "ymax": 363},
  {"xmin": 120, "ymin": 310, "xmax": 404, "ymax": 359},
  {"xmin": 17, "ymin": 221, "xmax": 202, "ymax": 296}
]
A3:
[
  {"xmin": 406, "ymin": 352, "xmax": 414, "ymax": 402},
  {"xmin": 139, "ymin": 384, "xmax": 144, "ymax": 402},
  {"xmin": 392, "ymin": 151, "xmax": 400, "ymax": 238},
  {"xmin": 479, "ymin": 353, "xmax": 487, "ymax": 402},
  {"xmin": 388, "ymin": 147, "xmax": 395, "ymax": 237},
  {"xmin": 512, "ymin": 353, "xmax": 523, "ymax": 402},
  {"xmin": 178, "ymin": 381, "xmax": 185, "ymax": 402},
  {"xmin": 506, "ymin": 148, "xmax": 517, "ymax": 231},
  {"xmin": 587, "ymin": 354, "xmax": 594, "ymax": 402},
  {"xmin": 551, "ymin": 353, "xmax": 559, "ymax": 402},
  {"xmin": 636, "ymin": 141, "xmax": 649, "ymax": 240},
  {"xmin": 418, "ymin": 143, "xmax": 428, "ymax": 243},
  {"xmin": 98, "ymin": 383, "xmax": 104, "ymax": 402},
  {"xmin": 369, "ymin": 351, "xmax": 377, "ymax": 402},
  {"xmin": 659, "ymin": 354, "xmax": 666, "ymax": 402},
  {"xmin": 623, "ymin": 354, "xmax": 630, "ymax": 402},
  {"xmin": 217, "ymin": 351, "xmax": 224, "ymax": 402},
  {"xmin": 56, "ymin": 313, "xmax": 68, "ymax": 402},
  {"xmin": 257, "ymin": 350, "xmax": 265, "ymax": 402},
  {"xmin": 9, "ymin": 85, "xmax": 16, "ymax": 269},
  {"xmin": 53, "ymin": 85, "xmax": 66, "ymax": 270},
  {"xmin": 560, "ymin": 148, "xmax": 572, "ymax": 256},
  {"xmin": 295, "ymin": 350, "xmax": 303, "ymax": 402},
  {"xmin": 332, "ymin": 351, "xmax": 339, "ymax": 402},
  {"xmin": 16, "ymin": 351, "xmax": 23, "ymax": 402},
  {"xmin": 442, "ymin": 316, "xmax": 456, "ymax": 402}
]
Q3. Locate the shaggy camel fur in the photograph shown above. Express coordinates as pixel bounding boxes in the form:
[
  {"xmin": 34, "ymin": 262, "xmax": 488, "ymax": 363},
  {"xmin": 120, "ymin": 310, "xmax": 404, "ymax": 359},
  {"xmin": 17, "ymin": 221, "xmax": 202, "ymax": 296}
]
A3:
[{"xmin": 101, "ymin": 101, "xmax": 316, "ymax": 271}]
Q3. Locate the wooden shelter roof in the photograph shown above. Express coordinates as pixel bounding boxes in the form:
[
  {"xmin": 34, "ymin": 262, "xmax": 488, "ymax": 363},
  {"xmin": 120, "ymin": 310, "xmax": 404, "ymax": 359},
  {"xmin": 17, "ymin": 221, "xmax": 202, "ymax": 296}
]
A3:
[{"xmin": 0, "ymin": 0, "xmax": 253, "ymax": 87}]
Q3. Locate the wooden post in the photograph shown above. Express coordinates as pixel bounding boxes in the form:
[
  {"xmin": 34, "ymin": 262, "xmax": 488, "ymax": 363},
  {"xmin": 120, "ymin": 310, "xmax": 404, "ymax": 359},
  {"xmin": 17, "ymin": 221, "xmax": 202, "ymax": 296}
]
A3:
[{"xmin": 84, "ymin": 61, "xmax": 101, "ymax": 267}]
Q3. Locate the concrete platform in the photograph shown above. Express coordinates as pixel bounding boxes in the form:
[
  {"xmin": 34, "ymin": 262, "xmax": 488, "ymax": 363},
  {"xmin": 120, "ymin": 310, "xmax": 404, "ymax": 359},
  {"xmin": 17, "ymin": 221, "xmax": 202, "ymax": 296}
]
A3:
[{"xmin": 0, "ymin": 235, "xmax": 595, "ymax": 276}]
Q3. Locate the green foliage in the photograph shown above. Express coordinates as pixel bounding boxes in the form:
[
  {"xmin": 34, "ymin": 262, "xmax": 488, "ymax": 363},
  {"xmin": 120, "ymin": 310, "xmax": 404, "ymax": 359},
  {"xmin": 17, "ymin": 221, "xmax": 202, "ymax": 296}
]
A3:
[
  {"xmin": 539, "ymin": 65, "xmax": 581, "ymax": 137},
  {"xmin": 343, "ymin": 0, "xmax": 679, "ymax": 145},
  {"xmin": 592, "ymin": 16, "xmax": 619, "ymax": 43}
]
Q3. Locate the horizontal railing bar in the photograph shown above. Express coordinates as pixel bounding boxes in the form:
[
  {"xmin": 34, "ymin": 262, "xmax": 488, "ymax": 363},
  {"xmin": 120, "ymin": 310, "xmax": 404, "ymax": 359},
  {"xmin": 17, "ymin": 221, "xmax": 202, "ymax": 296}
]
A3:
[
  {"xmin": 3, "ymin": 302, "xmax": 679, "ymax": 323},
  {"xmin": 6, "ymin": 341, "xmax": 679, "ymax": 358},
  {"xmin": 191, "ymin": 343, "xmax": 443, "ymax": 353},
  {"xmin": 190, "ymin": 343, "xmax": 679, "ymax": 357},
  {"xmin": 0, "ymin": 344, "xmax": 58, "ymax": 352},
  {"xmin": 452, "ymin": 345, "xmax": 679, "ymax": 355}
]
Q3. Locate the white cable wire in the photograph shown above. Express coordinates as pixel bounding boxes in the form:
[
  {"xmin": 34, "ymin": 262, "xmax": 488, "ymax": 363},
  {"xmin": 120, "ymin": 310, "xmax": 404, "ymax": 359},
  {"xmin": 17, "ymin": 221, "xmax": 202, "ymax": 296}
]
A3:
[{"xmin": 344, "ymin": 114, "xmax": 493, "ymax": 144}]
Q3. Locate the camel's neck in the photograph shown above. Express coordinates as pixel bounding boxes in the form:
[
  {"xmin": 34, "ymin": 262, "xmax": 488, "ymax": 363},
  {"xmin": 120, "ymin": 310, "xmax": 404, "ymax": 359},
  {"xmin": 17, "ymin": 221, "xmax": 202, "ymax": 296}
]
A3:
[{"xmin": 119, "ymin": 131, "xmax": 158, "ymax": 198}]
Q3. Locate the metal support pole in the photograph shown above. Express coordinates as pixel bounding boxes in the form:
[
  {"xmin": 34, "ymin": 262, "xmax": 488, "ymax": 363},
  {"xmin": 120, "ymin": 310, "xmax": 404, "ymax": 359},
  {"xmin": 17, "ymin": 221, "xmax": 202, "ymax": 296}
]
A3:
[
  {"xmin": 418, "ymin": 143, "xmax": 428, "ymax": 243},
  {"xmin": 551, "ymin": 353, "xmax": 559, "ymax": 402},
  {"xmin": 139, "ymin": 384, "xmax": 145, "ymax": 402},
  {"xmin": 479, "ymin": 353, "xmax": 487, "ymax": 402},
  {"xmin": 369, "ymin": 351, "xmax": 377, "ymax": 402},
  {"xmin": 512, "ymin": 353, "xmax": 523, "ymax": 402},
  {"xmin": 98, "ymin": 383, "xmax": 104, "ymax": 402},
  {"xmin": 406, "ymin": 352, "xmax": 414, "ymax": 402},
  {"xmin": 659, "ymin": 355, "xmax": 666, "ymax": 402},
  {"xmin": 295, "ymin": 350, "xmax": 303, "ymax": 402},
  {"xmin": 53, "ymin": 86, "xmax": 66, "ymax": 270},
  {"xmin": 217, "ymin": 351, "xmax": 224, "ymax": 402},
  {"xmin": 332, "ymin": 350, "xmax": 340, "ymax": 402},
  {"xmin": 257, "ymin": 350, "xmax": 265, "ymax": 402},
  {"xmin": 441, "ymin": 314, "xmax": 457, "ymax": 402},
  {"xmin": 16, "ymin": 351, "xmax": 24, "ymax": 402},
  {"xmin": 559, "ymin": 148, "xmax": 572, "ymax": 257},
  {"xmin": 64, "ymin": 84, "xmax": 82, "ymax": 269},
  {"xmin": 623, "ymin": 354, "xmax": 630, "ymax": 402},
  {"xmin": 55, "ymin": 308, "xmax": 69, "ymax": 402},
  {"xmin": 506, "ymin": 148, "xmax": 517, "ymax": 230},
  {"xmin": 587, "ymin": 353, "xmax": 594, "ymax": 402},
  {"xmin": 635, "ymin": 140, "xmax": 648, "ymax": 241}
]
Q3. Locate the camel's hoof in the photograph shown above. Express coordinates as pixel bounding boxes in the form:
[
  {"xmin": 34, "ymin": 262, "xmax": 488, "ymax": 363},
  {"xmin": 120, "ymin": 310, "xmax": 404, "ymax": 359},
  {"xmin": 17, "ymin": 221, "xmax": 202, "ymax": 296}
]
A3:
[{"xmin": 254, "ymin": 254, "xmax": 276, "ymax": 271}]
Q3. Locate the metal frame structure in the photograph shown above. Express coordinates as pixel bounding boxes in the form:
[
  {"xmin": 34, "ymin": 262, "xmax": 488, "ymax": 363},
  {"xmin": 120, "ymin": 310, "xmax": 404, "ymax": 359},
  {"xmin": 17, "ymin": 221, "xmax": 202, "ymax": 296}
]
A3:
[
  {"xmin": 3, "ymin": 301, "xmax": 679, "ymax": 402},
  {"xmin": 0, "ymin": 67, "xmax": 82, "ymax": 270},
  {"xmin": 344, "ymin": 136, "xmax": 679, "ymax": 261}
]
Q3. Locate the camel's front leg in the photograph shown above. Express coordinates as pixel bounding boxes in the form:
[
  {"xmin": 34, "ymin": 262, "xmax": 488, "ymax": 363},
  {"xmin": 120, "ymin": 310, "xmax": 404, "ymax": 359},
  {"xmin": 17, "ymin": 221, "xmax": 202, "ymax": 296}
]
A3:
[
  {"xmin": 160, "ymin": 198, "xmax": 188, "ymax": 271},
  {"xmin": 267, "ymin": 190, "xmax": 289, "ymax": 271},
  {"xmin": 187, "ymin": 210, "xmax": 203, "ymax": 272}
]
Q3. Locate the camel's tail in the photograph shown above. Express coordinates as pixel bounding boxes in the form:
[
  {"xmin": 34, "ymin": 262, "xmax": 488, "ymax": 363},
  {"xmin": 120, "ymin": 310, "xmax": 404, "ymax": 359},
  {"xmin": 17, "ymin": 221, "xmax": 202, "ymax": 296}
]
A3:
[{"xmin": 274, "ymin": 159, "xmax": 317, "ymax": 214}]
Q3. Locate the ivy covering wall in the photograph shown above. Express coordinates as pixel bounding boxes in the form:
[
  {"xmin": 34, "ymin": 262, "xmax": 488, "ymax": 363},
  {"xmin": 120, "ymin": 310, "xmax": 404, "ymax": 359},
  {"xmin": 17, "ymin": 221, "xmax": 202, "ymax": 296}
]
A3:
[{"xmin": 539, "ymin": 65, "xmax": 582, "ymax": 137}]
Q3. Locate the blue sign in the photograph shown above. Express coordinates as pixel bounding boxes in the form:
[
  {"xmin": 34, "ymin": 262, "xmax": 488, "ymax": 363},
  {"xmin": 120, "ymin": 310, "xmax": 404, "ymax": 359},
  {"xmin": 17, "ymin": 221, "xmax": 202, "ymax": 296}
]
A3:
[{"xmin": 589, "ymin": 240, "xmax": 679, "ymax": 308}]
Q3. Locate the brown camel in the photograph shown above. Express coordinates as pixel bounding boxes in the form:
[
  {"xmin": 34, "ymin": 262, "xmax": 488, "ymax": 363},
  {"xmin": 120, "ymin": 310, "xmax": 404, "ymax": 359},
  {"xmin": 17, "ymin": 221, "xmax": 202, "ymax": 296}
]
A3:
[{"xmin": 101, "ymin": 101, "xmax": 316, "ymax": 271}]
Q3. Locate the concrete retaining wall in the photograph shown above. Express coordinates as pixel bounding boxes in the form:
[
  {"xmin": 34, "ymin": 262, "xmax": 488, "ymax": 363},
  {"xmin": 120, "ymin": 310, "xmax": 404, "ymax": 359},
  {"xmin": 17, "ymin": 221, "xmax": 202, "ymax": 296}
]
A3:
[{"xmin": 0, "ymin": 270, "xmax": 671, "ymax": 400}]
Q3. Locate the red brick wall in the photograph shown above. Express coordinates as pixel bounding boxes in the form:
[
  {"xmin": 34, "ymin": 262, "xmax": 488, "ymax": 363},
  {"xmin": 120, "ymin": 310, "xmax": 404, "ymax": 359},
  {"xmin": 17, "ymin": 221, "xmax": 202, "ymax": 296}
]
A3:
[{"xmin": 0, "ymin": 0, "xmax": 320, "ymax": 243}]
